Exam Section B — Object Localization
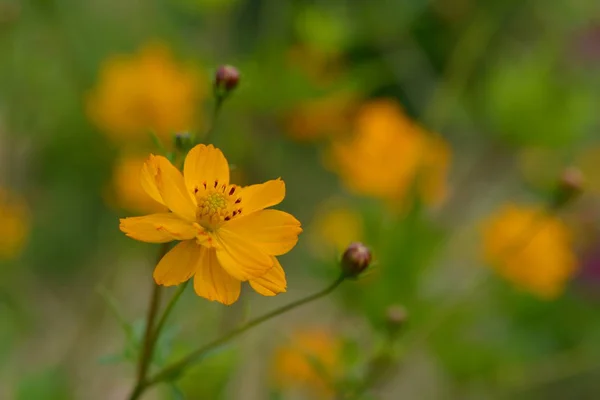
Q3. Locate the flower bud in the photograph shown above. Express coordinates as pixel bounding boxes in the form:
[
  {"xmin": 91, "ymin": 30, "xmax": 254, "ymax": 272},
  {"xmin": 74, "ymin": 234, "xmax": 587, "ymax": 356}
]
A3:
[
  {"xmin": 214, "ymin": 65, "xmax": 240, "ymax": 93},
  {"xmin": 385, "ymin": 305, "xmax": 407, "ymax": 334},
  {"xmin": 552, "ymin": 166, "xmax": 584, "ymax": 208},
  {"xmin": 341, "ymin": 242, "xmax": 371, "ymax": 278},
  {"xmin": 173, "ymin": 132, "xmax": 192, "ymax": 152}
]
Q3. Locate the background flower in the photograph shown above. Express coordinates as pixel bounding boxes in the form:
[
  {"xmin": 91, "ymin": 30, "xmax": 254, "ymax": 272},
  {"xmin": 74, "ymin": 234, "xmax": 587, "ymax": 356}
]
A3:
[
  {"xmin": 482, "ymin": 203, "xmax": 577, "ymax": 299},
  {"xmin": 327, "ymin": 99, "xmax": 451, "ymax": 205},
  {"xmin": 108, "ymin": 154, "xmax": 167, "ymax": 214},
  {"xmin": 0, "ymin": 189, "xmax": 29, "ymax": 260},
  {"xmin": 87, "ymin": 43, "xmax": 204, "ymax": 146},
  {"xmin": 272, "ymin": 328, "xmax": 342, "ymax": 398}
]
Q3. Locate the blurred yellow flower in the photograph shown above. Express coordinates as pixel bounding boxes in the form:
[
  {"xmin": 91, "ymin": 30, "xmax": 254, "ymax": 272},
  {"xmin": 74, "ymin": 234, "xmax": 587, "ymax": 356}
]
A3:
[
  {"xmin": 286, "ymin": 92, "xmax": 357, "ymax": 141},
  {"xmin": 110, "ymin": 154, "xmax": 167, "ymax": 214},
  {"xmin": 272, "ymin": 329, "xmax": 341, "ymax": 397},
  {"xmin": 482, "ymin": 204, "xmax": 577, "ymax": 299},
  {"xmin": 87, "ymin": 43, "xmax": 203, "ymax": 145},
  {"xmin": 328, "ymin": 99, "xmax": 450, "ymax": 205},
  {"xmin": 309, "ymin": 204, "xmax": 363, "ymax": 258},
  {"xmin": 0, "ymin": 189, "xmax": 29, "ymax": 260},
  {"xmin": 120, "ymin": 144, "xmax": 302, "ymax": 305}
]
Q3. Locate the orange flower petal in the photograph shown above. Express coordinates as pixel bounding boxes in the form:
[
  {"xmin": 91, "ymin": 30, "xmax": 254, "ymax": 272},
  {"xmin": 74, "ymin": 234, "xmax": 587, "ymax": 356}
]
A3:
[
  {"xmin": 147, "ymin": 155, "xmax": 196, "ymax": 221},
  {"xmin": 140, "ymin": 158, "xmax": 165, "ymax": 206},
  {"xmin": 214, "ymin": 228, "xmax": 273, "ymax": 281},
  {"xmin": 183, "ymin": 144, "xmax": 230, "ymax": 193},
  {"xmin": 240, "ymin": 179, "xmax": 285, "ymax": 215},
  {"xmin": 224, "ymin": 209, "xmax": 302, "ymax": 256},
  {"xmin": 249, "ymin": 257, "xmax": 287, "ymax": 296},
  {"xmin": 193, "ymin": 247, "xmax": 241, "ymax": 305},
  {"xmin": 119, "ymin": 213, "xmax": 196, "ymax": 243},
  {"xmin": 153, "ymin": 240, "xmax": 200, "ymax": 286}
]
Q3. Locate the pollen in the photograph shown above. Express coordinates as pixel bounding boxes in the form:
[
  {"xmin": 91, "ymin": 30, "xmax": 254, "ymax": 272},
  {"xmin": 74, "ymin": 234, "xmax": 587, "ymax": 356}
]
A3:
[{"xmin": 198, "ymin": 192, "xmax": 228, "ymax": 217}]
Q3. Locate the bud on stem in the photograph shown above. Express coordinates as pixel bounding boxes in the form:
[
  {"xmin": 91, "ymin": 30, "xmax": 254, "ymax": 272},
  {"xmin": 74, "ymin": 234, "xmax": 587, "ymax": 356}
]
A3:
[
  {"xmin": 214, "ymin": 65, "xmax": 240, "ymax": 99},
  {"xmin": 341, "ymin": 242, "xmax": 372, "ymax": 278},
  {"xmin": 551, "ymin": 167, "xmax": 584, "ymax": 209}
]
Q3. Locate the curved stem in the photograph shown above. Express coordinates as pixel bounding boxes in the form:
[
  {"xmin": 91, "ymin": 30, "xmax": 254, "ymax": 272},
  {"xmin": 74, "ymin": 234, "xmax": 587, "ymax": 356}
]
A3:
[
  {"xmin": 128, "ymin": 243, "xmax": 169, "ymax": 400},
  {"xmin": 139, "ymin": 275, "xmax": 346, "ymax": 394},
  {"xmin": 151, "ymin": 280, "xmax": 189, "ymax": 348}
]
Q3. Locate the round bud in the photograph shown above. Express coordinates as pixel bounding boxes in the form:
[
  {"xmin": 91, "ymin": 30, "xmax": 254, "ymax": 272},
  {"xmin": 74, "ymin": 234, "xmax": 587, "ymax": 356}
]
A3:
[
  {"xmin": 214, "ymin": 65, "xmax": 240, "ymax": 92},
  {"xmin": 385, "ymin": 305, "xmax": 407, "ymax": 334},
  {"xmin": 553, "ymin": 166, "xmax": 584, "ymax": 208},
  {"xmin": 341, "ymin": 242, "xmax": 372, "ymax": 278}
]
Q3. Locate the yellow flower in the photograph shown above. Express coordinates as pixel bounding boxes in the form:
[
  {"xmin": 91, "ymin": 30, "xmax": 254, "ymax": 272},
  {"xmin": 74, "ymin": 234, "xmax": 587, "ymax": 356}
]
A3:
[
  {"xmin": 87, "ymin": 43, "xmax": 202, "ymax": 145},
  {"xmin": 285, "ymin": 92, "xmax": 357, "ymax": 141},
  {"xmin": 272, "ymin": 329, "xmax": 341, "ymax": 397},
  {"xmin": 0, "ymin": 189, "xmax": 29, "ymax": 260},
  {"xmin": 119, "ymin": 144, "xmax": 303, "ymax": 305},
  {"xmin": 309, "ymin": 204, "xmax": 363, "ymax": 258},
  {"xmin": 328, "ymin": 99, "xmax": 450, "ymax": 205},
  {"xmin": 482, "ymin": 204, "xmax": 577, "ymax": 299},
  {"xmin": 110, "ymin": 154, "xmax": 167, "ymax": 214}
]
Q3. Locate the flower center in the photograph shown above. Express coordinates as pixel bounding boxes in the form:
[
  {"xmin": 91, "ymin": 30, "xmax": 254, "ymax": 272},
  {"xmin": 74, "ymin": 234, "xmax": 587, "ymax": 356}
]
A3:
[{"xmin": 194, "ymin": 180, "xmax": 243, "ymax": 230}]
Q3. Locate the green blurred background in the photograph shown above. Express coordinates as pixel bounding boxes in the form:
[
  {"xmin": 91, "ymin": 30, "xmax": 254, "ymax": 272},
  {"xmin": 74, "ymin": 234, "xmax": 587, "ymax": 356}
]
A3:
[{"xmin": 2, "ymin": 0, "xmax": 600, "ymax": 399}]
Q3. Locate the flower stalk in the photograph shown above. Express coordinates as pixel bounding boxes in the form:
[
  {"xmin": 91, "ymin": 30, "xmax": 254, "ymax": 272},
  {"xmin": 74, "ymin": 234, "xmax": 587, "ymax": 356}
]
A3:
[
  {"xmin": 128, "ymin": 274, "xmax": 346, "ymax": 399},
  {"xmin": 129, "ymin": 242, "xmax": 170, "ymax": 399}
]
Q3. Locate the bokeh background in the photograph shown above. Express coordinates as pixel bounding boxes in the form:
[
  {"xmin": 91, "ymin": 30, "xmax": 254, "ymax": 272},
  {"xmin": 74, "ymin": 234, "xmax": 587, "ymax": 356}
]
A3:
[{"xmin": 2, "ymin": 0, "xmax": 600, "ymax": 399}]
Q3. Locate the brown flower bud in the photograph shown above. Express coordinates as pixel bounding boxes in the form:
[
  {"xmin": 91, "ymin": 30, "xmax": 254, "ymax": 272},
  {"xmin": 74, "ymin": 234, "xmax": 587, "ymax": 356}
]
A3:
[
  {"xmin": 385, "ymin": 305, "xmax": 407, "ymax": 333},
  {"xmin": 552, "ymin": 166, "xmax": 584, "ymax": 208},
  {"xmin": 341, "ymin": 242, "xmax": 371, "ymax": 278},
  {"xmin": 214, "ymin": 65, "xmax": 240, "ymax": 92}
]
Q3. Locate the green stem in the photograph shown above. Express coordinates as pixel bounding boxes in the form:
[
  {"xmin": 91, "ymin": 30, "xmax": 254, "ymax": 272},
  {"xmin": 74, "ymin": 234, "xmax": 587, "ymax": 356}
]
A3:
[
  {"xmin": 151, "ymin": 280, "xmax": 189, "ymax": 348},
  {"xmin": 197, "ymin": 94, "xmax": 225, "ymax": 145},
  {"xmin": 128, "ymin": 243, "xmax": 169, "ymax": 400},
  {"xmin": 139, "ymin": 275, "xmax": 346, "ymax": 394}
]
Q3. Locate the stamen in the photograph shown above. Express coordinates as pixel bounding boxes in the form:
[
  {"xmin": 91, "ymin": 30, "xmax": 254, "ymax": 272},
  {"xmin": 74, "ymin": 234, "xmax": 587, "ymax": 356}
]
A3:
[
  {"xmin": 203, "ymin": 182, "xmax": 207, "ymax": 189},
  {"xmin": 229, "ymin": 187, "xmax": 236, "ymax": 196},
  {"xmin": 235, "ymin": 198, "xmax": 241, "ymax": 204},
  {"xmin": 214, "ymin": 180, "xmax": 218, "ymax": 188}
]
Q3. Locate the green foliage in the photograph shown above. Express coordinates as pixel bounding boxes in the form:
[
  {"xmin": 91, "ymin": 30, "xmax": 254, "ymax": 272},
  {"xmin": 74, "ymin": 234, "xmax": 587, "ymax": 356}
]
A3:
[{"xmin": 16, "ymin": 368, "xmax": 71, "ymax": 400}]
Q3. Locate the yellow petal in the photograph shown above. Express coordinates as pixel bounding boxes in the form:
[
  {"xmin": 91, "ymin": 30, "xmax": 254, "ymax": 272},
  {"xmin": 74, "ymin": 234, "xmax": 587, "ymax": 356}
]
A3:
[
  {"xmin": 224, "ymin": 210, "xmax": 302, "ymax": 256},
  {"xmin": 249, "ymin": 257, "xmax": 287, "ymax": 296},
  {"xmin": 183, "ymin": 144, "xmax": 230, "ymax": 192},
  {"xmin": 120, "ymin": 213, "xmax": 196, "ymax": 243},
  {"xmin": 240, "ymin": 178, "xmax": 285, "ymax": 215},
  {"xmin": 193, "ymin": 247, "xmax": 241, "ymax": 305},
  {"xmin": 214, "ymin": 228, "xmax": 273, "ymax": 281},
  {"xmin": 148, "ymin": 155, "xmax": 196, "ymax": 221},
  {"xmin": 140, "ymin": 158, "xmax": 165, "ymax": 206},
  {"xmin": 153, "ymin": 240, "xmax": 200, "ymax": 286}
]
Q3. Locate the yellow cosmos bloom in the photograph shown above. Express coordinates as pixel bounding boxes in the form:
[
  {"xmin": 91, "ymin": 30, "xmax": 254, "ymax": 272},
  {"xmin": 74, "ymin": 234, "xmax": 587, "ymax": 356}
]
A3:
[
  {"xmin": 272, "ymin": 329, "xmax": 341, "ymax": 398},
  {"xmin": 87, "ymin": 43, "xmax": 203, "ymax": 145},
  {"xmin": 482, "ymin": 204, "xmax": 577, "ymax": 299},
  {"xmin": 285, "ymin": 92, "xmax": 357, "ymax": 141},
  {"xmin": 120, "ymin": 145, "xmax": 302, "ymax": 305},
  {"xmin": 0, "ymin": 189, "xmax": 30, "ymax": 260},
  {"xmin": 328, "ymin": 99, "xmax": 450, "ymax": 205}
]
